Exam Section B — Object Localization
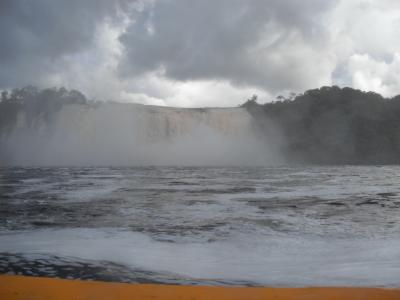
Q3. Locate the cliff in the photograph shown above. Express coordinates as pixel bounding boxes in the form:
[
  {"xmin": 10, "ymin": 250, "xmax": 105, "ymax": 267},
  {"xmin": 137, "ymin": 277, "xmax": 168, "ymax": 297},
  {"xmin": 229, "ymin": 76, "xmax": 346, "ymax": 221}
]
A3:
[{"xmin": 245, "ymin": 86, "xmax": 400, "ymax": 164}]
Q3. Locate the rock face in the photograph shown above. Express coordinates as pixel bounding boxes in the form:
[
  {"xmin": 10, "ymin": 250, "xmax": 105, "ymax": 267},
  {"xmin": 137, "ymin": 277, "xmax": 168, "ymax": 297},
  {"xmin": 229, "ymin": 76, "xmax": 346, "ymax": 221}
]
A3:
[{"xmin": 0, "ymin": 102, "xmax": 278, "ymax": 166}]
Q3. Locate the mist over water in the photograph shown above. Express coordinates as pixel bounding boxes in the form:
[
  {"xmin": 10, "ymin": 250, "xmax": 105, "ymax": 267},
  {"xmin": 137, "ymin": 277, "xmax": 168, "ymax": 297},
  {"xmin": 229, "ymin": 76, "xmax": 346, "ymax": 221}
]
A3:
[{"xmin": 1, "ymin": 103, "xmax": 281, "ymax": 166}]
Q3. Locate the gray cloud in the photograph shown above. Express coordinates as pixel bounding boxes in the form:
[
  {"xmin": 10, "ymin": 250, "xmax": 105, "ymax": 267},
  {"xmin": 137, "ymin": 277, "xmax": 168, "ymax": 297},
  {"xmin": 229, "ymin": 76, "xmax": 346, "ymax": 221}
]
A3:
[
  {"xmin": 0, "ymin": 0, "xmax": 127, "ymax": 88},
  {"xmin": 119, "ymin": 0, "xmax": 337, "ymax": 92},
  {"xmin": 1, "ymin": 0, "xmax": 400, "ymax": 105}
]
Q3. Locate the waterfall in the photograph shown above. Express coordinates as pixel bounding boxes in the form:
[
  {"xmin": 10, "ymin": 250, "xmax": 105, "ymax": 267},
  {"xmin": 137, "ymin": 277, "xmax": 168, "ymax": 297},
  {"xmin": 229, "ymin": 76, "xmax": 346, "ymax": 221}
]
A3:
[{"xmin": 1, "ymin": 103, "xmax": 279, "ymax": 166}]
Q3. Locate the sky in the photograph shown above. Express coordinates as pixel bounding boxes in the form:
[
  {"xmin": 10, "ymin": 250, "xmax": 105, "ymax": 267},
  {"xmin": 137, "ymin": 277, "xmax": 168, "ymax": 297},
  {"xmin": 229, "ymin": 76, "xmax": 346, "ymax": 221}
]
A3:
[{"xmin": 1, "ymin": 0, "xmax": 400, "ymax": 107}]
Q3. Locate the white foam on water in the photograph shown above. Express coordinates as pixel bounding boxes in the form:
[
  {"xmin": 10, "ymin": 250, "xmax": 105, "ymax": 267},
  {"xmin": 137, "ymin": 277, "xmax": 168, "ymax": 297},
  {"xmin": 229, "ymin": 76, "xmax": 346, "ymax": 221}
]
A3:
[{"xmin": 1, "ymin": 228, "xmax": 400, "ymax": 287}]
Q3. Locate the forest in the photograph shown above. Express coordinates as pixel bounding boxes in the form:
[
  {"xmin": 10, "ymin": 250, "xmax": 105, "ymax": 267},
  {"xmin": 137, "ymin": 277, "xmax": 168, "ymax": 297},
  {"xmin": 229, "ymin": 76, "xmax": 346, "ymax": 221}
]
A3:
[{"xmin": 244, "ymin": 86, "xmax": 400, "ymax": 164}]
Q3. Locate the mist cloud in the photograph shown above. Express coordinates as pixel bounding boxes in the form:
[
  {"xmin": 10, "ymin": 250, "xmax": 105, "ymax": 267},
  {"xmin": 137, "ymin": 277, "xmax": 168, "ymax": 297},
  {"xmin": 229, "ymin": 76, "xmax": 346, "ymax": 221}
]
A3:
[{"xmin": 1, "ymin": 103, "xmax": 279, "ymax": 166}]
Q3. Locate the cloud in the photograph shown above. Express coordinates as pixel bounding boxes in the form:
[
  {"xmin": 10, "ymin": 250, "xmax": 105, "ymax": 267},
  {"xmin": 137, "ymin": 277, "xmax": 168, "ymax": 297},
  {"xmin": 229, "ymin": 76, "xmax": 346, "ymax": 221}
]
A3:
[
  {"xmin": 0, "ymin": 0, "xmax": 127, "ymax": 88},
  {"xmin": 348, "ymin": 53, "xmax": 400, "ymax": 97},
  {"xmin": 1, "ymin": 0, "xmax": 400, "ymax": 106},
  {"xmin": 327, "ymin": 0, "xmax": 400, "ymax": 96},
  {"xmin": 119, "ymin": 0, "xmax": 337, "ymax": 93}
]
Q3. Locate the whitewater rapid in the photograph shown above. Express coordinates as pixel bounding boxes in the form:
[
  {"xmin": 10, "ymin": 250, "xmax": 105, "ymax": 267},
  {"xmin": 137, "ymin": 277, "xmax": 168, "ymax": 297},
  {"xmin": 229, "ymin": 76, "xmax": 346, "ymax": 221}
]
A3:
[{"xmin": 1, "ymin": 166, "xmax": 400, "ymax": 286}]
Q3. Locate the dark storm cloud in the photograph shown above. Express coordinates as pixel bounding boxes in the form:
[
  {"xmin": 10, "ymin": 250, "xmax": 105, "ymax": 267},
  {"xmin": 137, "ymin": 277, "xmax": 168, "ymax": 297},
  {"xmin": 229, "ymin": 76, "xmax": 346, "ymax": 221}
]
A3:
[
  {"xmin": 119, "ymin": 0, "xmax": 337, "ymax": 91},
  {"xmin": 0, "ymin": 0, "xmax": 128, "ymax": 88}
]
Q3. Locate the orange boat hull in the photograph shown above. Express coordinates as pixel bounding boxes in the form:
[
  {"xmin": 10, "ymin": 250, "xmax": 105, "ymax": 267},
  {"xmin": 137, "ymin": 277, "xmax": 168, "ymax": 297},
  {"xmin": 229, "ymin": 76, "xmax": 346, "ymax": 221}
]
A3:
[{"xmin": 1, "ymin": 275, "xmax": 400, "ymax": 300}]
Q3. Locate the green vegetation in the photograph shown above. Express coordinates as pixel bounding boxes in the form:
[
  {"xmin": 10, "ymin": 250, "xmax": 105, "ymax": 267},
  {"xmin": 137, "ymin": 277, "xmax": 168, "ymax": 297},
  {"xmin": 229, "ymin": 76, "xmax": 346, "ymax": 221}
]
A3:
[{"xmin": 244, "ymin": 86, "xmax": 400, "ymax": 164}]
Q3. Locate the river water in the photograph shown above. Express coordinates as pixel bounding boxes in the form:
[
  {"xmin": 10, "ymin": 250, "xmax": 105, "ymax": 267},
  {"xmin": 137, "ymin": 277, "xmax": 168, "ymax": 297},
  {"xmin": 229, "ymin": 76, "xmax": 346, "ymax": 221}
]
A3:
[{"xmin": 1, "ymin": 166, "xmax": 400, "ymax": 286}]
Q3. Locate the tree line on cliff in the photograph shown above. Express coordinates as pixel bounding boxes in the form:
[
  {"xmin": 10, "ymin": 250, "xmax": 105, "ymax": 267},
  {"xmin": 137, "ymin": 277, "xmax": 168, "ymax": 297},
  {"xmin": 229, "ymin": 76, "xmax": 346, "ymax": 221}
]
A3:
[
  {"xmin": 243, "ymin": 86, "xmax": 400, "ymax": 164},
  {"xmin": 0, "ymin": 86, "xmax": 88, "ymax": 136}
]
